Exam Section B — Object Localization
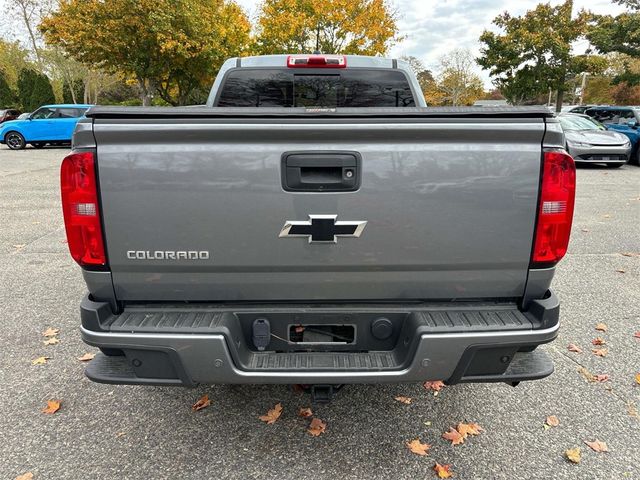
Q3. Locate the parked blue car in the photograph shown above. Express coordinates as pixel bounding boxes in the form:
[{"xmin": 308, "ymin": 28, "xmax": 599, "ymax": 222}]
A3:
[
  {"xmin": 583, "ymin": 106, "xmax": 640, "ymax": 165},
  {"xmin": 0, "ymin": 104, "xmax": 92, "ymax": 150}
]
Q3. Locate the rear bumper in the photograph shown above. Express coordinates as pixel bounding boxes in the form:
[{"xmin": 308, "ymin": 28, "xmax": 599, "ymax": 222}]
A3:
[{"xmin": 80, "ymin": 292, "xmax": 560, "ymax": 386}]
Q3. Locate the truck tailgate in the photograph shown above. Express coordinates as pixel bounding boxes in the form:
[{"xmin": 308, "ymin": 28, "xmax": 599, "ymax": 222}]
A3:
[{"xmin": 90, "ymin": 108, "xmax": 546, "ymax": 302}]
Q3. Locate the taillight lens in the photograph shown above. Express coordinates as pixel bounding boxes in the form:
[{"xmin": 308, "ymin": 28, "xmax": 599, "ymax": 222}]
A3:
[
  {"xmin": 61, "ymin": 151, "xmax": 106, "ymax": 267},
  {"xmin": 531, "ymin": 149, "xmax": 576, "ymax": 267}
]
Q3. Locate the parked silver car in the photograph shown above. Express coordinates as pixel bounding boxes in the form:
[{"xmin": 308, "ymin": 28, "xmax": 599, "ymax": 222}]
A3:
[{"xmin": 559, "ymin": 114, "xmax": 631, "ymax": 167}]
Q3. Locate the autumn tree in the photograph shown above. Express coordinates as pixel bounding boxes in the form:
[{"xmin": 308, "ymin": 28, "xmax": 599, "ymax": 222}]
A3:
[
  {"xmin": 437, "ymin": 49, "xmax": 484, "ymax": 106},
  {"xmin": 478, "ymin": 1, "xmax": 602, "ymax": 111},
  {"xmin": 400, "ymin": 56, "xmax": 435, "ymax": 94},
  {"xmin": 0, "ymin": 39, "xmax": 31, "ymax": 90},
  {"xmin": 40, "ymin": 0, "xmax": 251, "ymax": 105},
  {"xmin": 255, "ymin": 0, "xmax": 400, "ymax": 56}
]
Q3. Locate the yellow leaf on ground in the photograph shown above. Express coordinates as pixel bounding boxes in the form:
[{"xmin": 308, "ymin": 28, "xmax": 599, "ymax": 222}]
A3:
[
  {"xmin": 307, "ymin": 417, "xmax": 327, "ymax": 436},
  {"xmin": 395, "ymin": 396, "xmax": 412, "ymax": 404},
  {"xmin": 192, "ymin": 394, "xmax": 211, "ymax": 411},
  {"xmin": 42, "ymin": 327, "xmax": 59, "ymax": 337},
  {"xmin": 298, "ymin": 407, "xmax": 313, "ymax": 418},
  {"xmin": 31, "ymin": 356, "xmax": 50, "ymax": 366},
  {"xmin": 15, "ymin": 473, "xmax": 34, "ymax": 480},
  {"xmin": 423, "ymin": 381, "xmax": 446, "ymax": 392},
  {"xmin": 635, "ymin": 373, "xmax": 640, "ymax": 385},
  {"xmin": 592, "ymin": 348, "xmax": 608, "ymax": 357},
  {"xmin": 595, "ymin": 323, "xmax": 608, "ymax": 332},
  {"xmin": 546, "ymin": 415, "xmax": 560, "ymax": 427},
  {"xmin": 578, "ymin": 366, "xmax": 597, "ymax": 383},
  {"xmin": 433, "ymin": 463, "xmax": 453, "ymax": 479},
  {"xmin": 77, "ymin": 353, "xmax": 96, "ymax": 362},
  {"xmin": 584, "ymin": 440, "xmax": 608, "ymax": 453},
  {"xmin": 406, "ymin": 438, "xmax": 431, "ymax": 456},
  {"xmin": 442, "ymin": 427, "xmax": 465, "ymax": 445},
  {"xmin": 259, "ymin": 403, "xmax": 283, "ymax": 424},
  {"xmin": 565, "ymin": 447, "xmax": 581, "ymax": 464},
  {"xmin": 43, "ymin": 337, "xmax": 59, "ymax": 346},
  {"xmin": 42, "ymin": 400, "xmax": 61, "ymax": 414}
]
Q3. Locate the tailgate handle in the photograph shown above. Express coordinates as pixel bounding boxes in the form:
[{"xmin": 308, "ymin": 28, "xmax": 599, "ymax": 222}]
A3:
[{"xmin": 282, "ymin": 152, "xmax": 361, "ymax": 192}]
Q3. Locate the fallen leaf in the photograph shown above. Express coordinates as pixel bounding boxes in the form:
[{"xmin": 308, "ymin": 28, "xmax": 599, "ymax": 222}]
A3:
[
  {"xmin": 423, "ymin": 381, "xmax": 446, "ymax": 392},
  {"xmin": 628, "ymin": 402, "xmax": 639, "ymax": 419},
  {"xmin": 116, "ymin": 431, "xmax": 126, "ymax": 437},
  {"xmin": 42, "ymin": 400, "xmax": 61, "ymax": 414},
  {"xmin": 584, "ymin": 440, "xmax": 608, "ymax": 453},
  {"xmin": 31, "ymin": 356, "xmax": 50, "ymax": 366},
  {"xmin": 592, "ymin": 348, "xmax": 608, "ymax": 357},
  {"xmin": 580, "ymin": 228, "xmax": 589, "ymax": 233},
  {"xmin": 77, "ymin": 353, "xmax": 96, "ymax": 362},
  {"xmin": 298, "ymin": 407, "xmax": 313, "ymax": 418},
  {"xmin": 395, "ymin": 396, "xmax": 413, "ymax": 404},
  {"xmin": 595, "ymin": 374, "xmax": 610, "ymax": 383},
  {"xmin": 567, "ymin": 343, "xmax": 583, "ymax": 353},
  {"xmin": 442, "ymin": 427, "xmax": 465, "ymax": 445},
  {"xmin": 307, "ymin": 417, "xmax": 327, "ymax": 436},
  {"xmin": 192, "ymin": 394, "xmax": 210, "ymax": 411},
  {"xmin": 259, "ymin": 403, "xmax": 283, "ymax": 424},
  {"xmin": 13, "ymin": 244, "xmax": 26, "ymax": 250},
  {"xmin": 565, "ymin": 447, "xmax": 581, "ymax": 464},
  {"xmin": 635, "ymin": 373, "xmax": 640, "ymax": 385},
  {"xmin": 595, "ymin": 323, "xmax": 608, "ymax": 332},
  {"xmin": 546, "ymin": 415, "xmax": 560, "ymax": 427},
  {"xmin": 43, "ymin": 337, "xmax": 59, "ymax": 346},
  {"xmin": 591, "ymin": 338, "xmax": 606, "ymax": 346},
  {"xmin": 406, "ymin": 438, "xmax": 431, "ymax": 456},
  {"xmin": 42, "ymin": 327, "xmax": 59, "ymax": 337},
  {"xmin": 578, "ymin": 366, "xmax": 597, "ymax": 383},
  {"xmin": 457, "ymin": 422, "xmax": 483, "ymax": 437},
  {"xmin": 15, "ymin": 473, "xmax": 34, "ymax": 480},
  {"xmin": 615, "ymin": 269, "xmax": 626, "ymax": 274},
  {"xmin": 620, "ymin": 252, "xmax": 640, "ymax": 257},
  {"xmin": 603, "ymin": 213, "xmax": 610, "ymax": 217},
  {"xmin": 433, "ymin": 463, "xmax": 453, "ymax": 479},
  {"xmin": 634, "ymin": 332, "xmax": 640, "ymax": 339}
]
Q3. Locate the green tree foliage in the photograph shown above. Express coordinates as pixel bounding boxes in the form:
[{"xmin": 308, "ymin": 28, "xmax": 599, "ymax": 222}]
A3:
[
  {"xmin": 0, "ymin": 71, "xmax": 17, "ymax": 107},
  {"xmin": 400, "ymin": 56, "xmax": 435, "ymax": 95},
  {"xmin": 17, "ymin": 69, "xmax": 55, "ymax": 111},
  {"xmin": 588, "ymin": 0, "xmax": 640, "ymax": 59},
  {"xmin": 255, "ymin": 0, "xmax": 400, "ymax": 55},
  {"xmin": 40, "ymin": 0, "xmax": 251, "ymax": 105},
  {"xmin": 478, "ymin": 1, "xmax": 603, "ymax": 110},
  {"xmin": 0, "ymin": 39, "xmax": 31, "ymax": 89}
]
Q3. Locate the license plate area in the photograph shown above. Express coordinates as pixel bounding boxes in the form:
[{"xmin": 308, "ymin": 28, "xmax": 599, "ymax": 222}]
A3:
[{"xmin": 289, "ymin": 324, "xmax": 355, "ymax": 345}]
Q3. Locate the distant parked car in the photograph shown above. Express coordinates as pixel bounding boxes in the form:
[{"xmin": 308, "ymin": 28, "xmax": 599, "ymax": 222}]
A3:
[
  {"xmin": 0, "ymin": 104, "xmax": 92, "ymax": 150},
  {"xmin": 559, "ymin": 114, "xmax": 631, "ymax": 167},
  {"xmin": 583, "ymin": 106, "xmax": 640, "ymax": 165},
  {"xmin": 17, "ymin": 112, "xmax": 30, "ymax": 120},
  {"xmin": 566, "ymin": 105, "xmax": 598, "ymax": 115},
  {"xmin": 0, "ymin": 109, "xmax": 21, "ymax": 124}
]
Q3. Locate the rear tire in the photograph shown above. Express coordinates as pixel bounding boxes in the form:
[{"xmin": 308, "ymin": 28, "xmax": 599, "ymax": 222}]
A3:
[
  {"xmin": 606, "ymin": 163, "xmax": 623, "ymax": 168},
  {"xmin": 31, "ymin": 142, "xmax": 45, "ymax": 149},
  {"xmin": 5, "ymin": 131, "xmax": 26, "ymax": 150}
]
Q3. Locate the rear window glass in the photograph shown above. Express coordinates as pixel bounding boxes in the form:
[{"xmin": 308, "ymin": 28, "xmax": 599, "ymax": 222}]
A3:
[
  {"xmin": 57, "ymin": 108, "xmax": 86, "ymax": 118},
  {"xmin": 216, "ymin": 69, "xmax": 415, "ymax": 108}
]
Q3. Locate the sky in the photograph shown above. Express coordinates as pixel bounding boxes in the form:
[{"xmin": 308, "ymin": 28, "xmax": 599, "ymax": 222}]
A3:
[{"xmin": 235, "ymin": 0, "xmax": 627, "ymax": 87}]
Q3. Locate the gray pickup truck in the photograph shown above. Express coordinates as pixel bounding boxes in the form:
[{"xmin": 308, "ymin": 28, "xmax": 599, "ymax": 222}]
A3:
[{"xmin": 62, "ymin": 54, "xmax": 576, "ymax": 399}]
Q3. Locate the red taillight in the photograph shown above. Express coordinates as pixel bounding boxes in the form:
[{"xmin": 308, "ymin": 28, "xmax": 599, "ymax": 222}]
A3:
[
  {"xmin": 287, "ymin": 55, "xmax": 347, "ymax": 68},
  {"xmin": 531, "ymin": 149, "xmax": 576, "ymax": 267},
  {"xmin": 61, "ymin": 151, "xmax": 106, "ymax": 267}
]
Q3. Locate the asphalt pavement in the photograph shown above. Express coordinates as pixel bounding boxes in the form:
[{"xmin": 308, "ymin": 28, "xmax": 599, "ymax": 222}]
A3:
[{"xmin": 0, "ymin": 146, "xmax": 638, "ymax": 480}]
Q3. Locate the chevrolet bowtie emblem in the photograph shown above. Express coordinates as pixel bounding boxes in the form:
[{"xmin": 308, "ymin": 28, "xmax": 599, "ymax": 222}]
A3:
[{"xmin": 279, "ymin": 215, "xmax": 367, "ymax": 243}]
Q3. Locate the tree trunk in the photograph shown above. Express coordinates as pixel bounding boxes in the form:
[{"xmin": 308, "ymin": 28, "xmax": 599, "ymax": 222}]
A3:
[
  {"xmin": 555, "ymin": 88, "xmax": 564, "ymax": 113},
  {"xmin": 138, "ymin": 77, "xmax": 152, "ymax": 106}
]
